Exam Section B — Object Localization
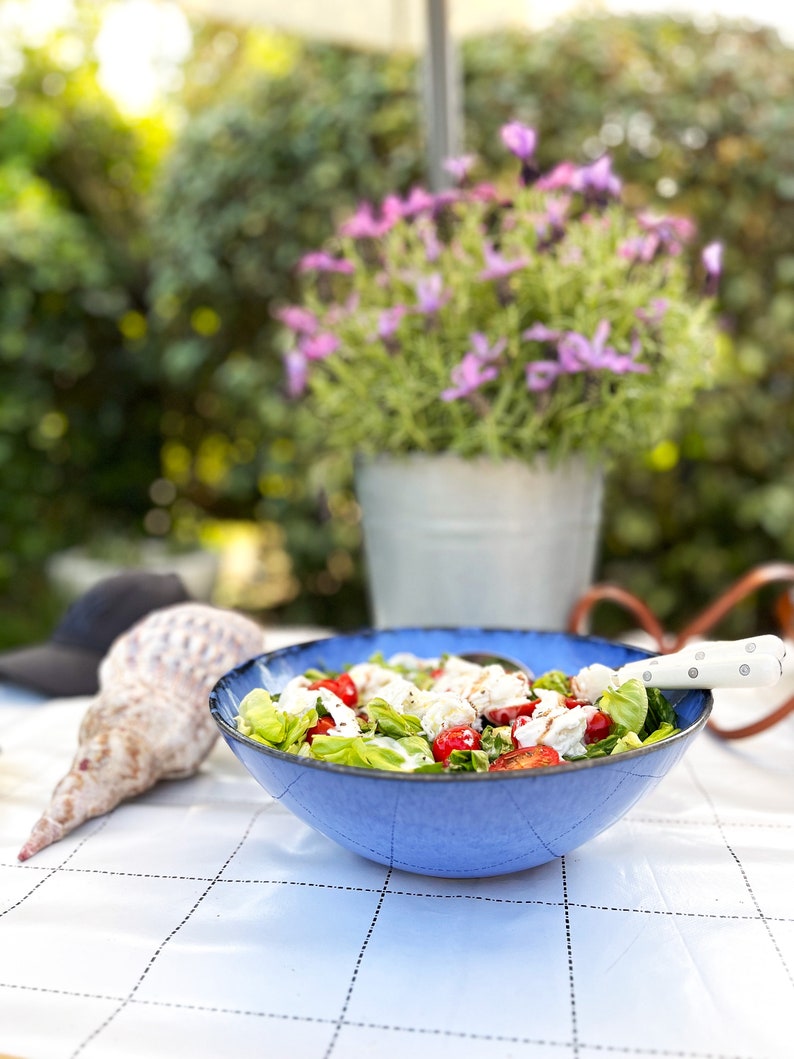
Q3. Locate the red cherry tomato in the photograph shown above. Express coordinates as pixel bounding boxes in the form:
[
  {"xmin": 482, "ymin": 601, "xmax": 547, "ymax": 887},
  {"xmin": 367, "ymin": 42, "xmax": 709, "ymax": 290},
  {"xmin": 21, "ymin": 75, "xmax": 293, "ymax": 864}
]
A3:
[
  {"xmin": 432, "ymin": 725, "xmax": 482, "ymax": 765},
  {"xmin": 489, "ymin": 746, "xmax": 561, "ymax": 771},
  {"xmin": 584, "ymin": 709, "xmax": 613, "ymax": 745},
  {"xmin": 483, "ymin": 701, "xmax": 537, "ymax": 726},
  {"xmin": 308, "ymin": 674, "xmax": 358, "ymax": 707},
  {"xmin": 331, "ymin": 673, "xmax": 358, "ymax": 707},
  {"xmin": 510, "ymin": 713, "xmax": 535, "ymax": 747},
  {"xmin": 563, "ymin": 697, "xmax": 590, "ymax": 710},
  {"xmin": 305, "ymin": 715, "xmax": 336, "ymax": 743}
]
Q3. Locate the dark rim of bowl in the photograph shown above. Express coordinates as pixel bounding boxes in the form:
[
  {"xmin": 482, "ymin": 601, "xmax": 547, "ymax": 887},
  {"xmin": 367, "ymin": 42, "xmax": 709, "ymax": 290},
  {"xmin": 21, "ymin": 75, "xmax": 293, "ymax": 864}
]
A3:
[{"xmin": 209, "ymin": 626, "xmax": 715, "ymax": 782}]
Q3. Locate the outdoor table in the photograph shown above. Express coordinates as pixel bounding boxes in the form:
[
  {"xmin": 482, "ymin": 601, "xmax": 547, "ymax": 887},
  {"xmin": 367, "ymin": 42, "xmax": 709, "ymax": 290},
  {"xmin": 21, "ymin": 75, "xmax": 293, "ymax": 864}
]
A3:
[{"xmin": 1, "ymin": 627, "xmax": 792, "ymax": 1059}]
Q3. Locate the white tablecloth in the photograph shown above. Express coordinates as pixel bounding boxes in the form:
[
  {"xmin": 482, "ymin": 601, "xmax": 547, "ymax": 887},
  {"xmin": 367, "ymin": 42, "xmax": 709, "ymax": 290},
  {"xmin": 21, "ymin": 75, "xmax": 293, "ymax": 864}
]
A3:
[{"xmin": 1, "ymin": 629, "xmax": 793, "ymax": 1059}]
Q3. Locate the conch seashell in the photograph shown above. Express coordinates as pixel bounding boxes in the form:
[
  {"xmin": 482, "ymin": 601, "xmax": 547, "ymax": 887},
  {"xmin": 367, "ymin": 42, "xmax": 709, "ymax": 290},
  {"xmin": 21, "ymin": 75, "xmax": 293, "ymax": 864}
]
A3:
[{"xmin": 18, "ymin": 602, "xmax": 265, "ymax": 860}]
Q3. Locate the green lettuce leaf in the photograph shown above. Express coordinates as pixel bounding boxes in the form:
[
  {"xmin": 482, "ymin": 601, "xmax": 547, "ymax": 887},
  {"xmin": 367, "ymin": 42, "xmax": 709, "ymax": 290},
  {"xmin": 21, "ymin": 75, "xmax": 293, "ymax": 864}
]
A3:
[
  {"xmin": 532, "ymin": 669, "xmax": 571, "ymax": 695},
  {"xmin": 365, "ymin": 700, "xmax": 424, "ymax": 738},
  {"xmin": 236, "ymin": 688, "xmax": 318, "ymax": 752},
  {"xmin": 308, "ymin": 733, "xmax": 433, "ymax": 771},
  {"xmin": 611, "ymin": 731, "xmax": 644, "ymax": 755},
  {"xmin": 599, "ymin": 678, "xmax": 648, "ymax": 734},
  {"xmin": 641, "ymin": 721, "xmax": 679, "ymax": 745}
]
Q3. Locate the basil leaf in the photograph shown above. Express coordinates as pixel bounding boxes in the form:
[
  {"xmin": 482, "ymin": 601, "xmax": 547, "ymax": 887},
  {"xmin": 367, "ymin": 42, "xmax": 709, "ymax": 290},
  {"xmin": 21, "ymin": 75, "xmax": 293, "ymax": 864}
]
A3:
[
  {"xmin": 480, "ymin": 725, "xmax": 515, "ymax": 761},
  {"xmin": 445, "ymin": 749, "xmax": 490, "ymax": 772},
  {"xmin": 641, "ymin": 687, "xmax": 677, "ymax": 738}
]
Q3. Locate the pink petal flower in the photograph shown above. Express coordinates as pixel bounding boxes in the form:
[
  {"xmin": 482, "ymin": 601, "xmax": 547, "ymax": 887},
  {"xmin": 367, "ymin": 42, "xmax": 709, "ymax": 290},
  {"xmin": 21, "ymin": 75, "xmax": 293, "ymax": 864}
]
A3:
[{"xmin": 500, "ymin": 121, "xmax": 537, "ymax": 161}]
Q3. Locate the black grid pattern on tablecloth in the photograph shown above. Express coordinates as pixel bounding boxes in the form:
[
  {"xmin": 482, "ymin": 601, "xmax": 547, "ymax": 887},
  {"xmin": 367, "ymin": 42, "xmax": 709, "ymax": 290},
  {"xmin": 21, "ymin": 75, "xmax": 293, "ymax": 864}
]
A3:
[{"xmin": 1, "ymin": 749, "xmax": 793, "ymax": 1059}]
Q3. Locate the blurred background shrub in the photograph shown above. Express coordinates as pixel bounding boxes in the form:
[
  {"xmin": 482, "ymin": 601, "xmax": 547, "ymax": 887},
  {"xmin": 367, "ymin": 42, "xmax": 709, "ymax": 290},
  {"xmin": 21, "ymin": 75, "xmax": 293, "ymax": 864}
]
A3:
[{"xmin": 1, "ymin": 5, "xmax": 793, "ymax": 644}]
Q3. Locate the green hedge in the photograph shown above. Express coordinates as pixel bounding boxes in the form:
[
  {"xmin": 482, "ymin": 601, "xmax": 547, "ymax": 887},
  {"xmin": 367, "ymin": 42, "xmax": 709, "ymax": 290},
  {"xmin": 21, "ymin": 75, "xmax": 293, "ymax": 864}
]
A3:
[{"xmin": 3, "ymin": 11, "xmax": 794, "ymax": 645}]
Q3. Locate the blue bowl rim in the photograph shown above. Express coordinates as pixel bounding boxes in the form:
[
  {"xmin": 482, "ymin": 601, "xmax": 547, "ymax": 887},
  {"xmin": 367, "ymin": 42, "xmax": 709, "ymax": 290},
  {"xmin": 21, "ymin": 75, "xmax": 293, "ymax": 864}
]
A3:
[{"xmin": 209, "ymin": 626, "xmax": 714, "ymax": 783}]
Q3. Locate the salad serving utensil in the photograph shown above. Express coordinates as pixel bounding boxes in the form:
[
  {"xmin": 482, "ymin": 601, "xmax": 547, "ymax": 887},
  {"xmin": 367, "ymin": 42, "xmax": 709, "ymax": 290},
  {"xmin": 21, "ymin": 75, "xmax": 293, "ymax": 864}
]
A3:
[{"xmin": 460, "ymin": 633, "xmax": 786, "ymax": 694}]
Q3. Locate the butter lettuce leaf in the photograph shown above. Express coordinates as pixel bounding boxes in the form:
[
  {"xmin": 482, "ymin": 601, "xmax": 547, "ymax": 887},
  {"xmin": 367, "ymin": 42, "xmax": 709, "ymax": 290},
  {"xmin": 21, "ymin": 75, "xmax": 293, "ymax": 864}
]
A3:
[
  {"xmin": 365, "ymin": 700, "xmax": 424, "ymax": 738},
  {"xmin": 599, "ymin": 678, "xmax": 648, "ymax": 734},
  {"xmin": 532, "ymin": 669, "xmax": 571, "ymax": 695},
  {"xmin": 236, "ymin": 688, "xmax": 318, "ymax": 752},
  {"xmin": 308, "ymin": 732, "xmax": 433, "ymax": 771}
]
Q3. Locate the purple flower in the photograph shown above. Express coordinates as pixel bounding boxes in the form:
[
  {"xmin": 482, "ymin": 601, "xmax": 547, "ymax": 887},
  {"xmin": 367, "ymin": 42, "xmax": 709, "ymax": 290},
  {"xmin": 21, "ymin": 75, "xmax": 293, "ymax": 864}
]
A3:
[
  {"xmin": 702, "ymin": 241, "xmax": 723, "ymax": 295},
  {"xmin": 636, "ymin": 299, "xmax": 669, "ymax": 327},
  {"xmin": 571, "ymin": 155, "xmax": 622, "ymax": 202},
  {"xmin": 526, "ymin": 360, "xmax": 561, "ymax": 392},
  {"xmin": 299, "ymin": 332, "xmax": 340, "ymax": 361},
  {"xmin": 416, "ymin": 218, "xmax": 442, "ymax": 262},
  {"xmin": 479, "ymin": 241, "xmax": 530, "ymax": 281},
  {"xmin": 377, "ymin": 305, "xmax": 407, "ymax": 340},
  {"xmin": 441, "ymin": 353, "xmax": 499, "ymax": 402},
  {"xmin": 299, "ymin": 251, "xmax": 355, "ymax": 275},
  {"xmin": 500, "ymin": 121, "xmax": 539, "ymax": 186},
  {"xmin": 380, "ymin": 194, "xmax": 404, "ymax": 227},
  {"xmin": 558, "ymin": 329, "xmax": 599, "ymax": 372},
  {"xmin": 284, "ymin": 348, "xmax": 308, "ymax": 397},
  {"xmin": 523, "ymin": 323, "xmax": 562, "ymax": 343},
  {"xmin": 274, "ymin": 305, "xmax": 319, "ymax": 334},
  {"xmin": 524, "ymin": 320, "xmax": 648, "ymax": 390},
  {"xmin": 443, "ymin": 154, "xmax": 477, "ymax": 184},
  {"xmin": 618, "ymin": 234, "xmax": 660, "ymax": 264},
  {"xmin": 629, "ymin": 211, "xmax": 696, "ymax": 259},
  {"xmin": 401, "ymin": 186, "xmax": 436, "ymax": 218},
  {"xmin": 414, "ymin": 273, "xmax": 451, "ymax": 314},
  {"xmin": 536, "ymin": 161, "xmax": 578, "ymax": 191},
  {"xmin": 500, "ymin": 121, "xmax": 537, "ymax": 161},
  {"xmin": 638, "ymin": 211, "xmax": 695, "ymax": 245},
  {"xmin": 339, "ymin": 202, "xmax": 385, "ymax": 239},
  {"xmin": 468, "ymin": 331, "xmax": 507, "ymax": 362},
  {"xmin": 466, "ymin": 182, "xmax": 500, "ymax": 203}
]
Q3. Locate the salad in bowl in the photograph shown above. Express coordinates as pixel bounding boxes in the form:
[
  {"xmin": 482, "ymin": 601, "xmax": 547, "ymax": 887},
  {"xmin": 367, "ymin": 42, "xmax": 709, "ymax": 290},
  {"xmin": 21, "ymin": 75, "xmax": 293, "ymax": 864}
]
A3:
[
  {"xmin": 209, "ymin": 627, "xmax": 712, "ymax": 877},
  {"xmin": 234, "ymin": 651, "xmax": 679, "ymax": 775}
]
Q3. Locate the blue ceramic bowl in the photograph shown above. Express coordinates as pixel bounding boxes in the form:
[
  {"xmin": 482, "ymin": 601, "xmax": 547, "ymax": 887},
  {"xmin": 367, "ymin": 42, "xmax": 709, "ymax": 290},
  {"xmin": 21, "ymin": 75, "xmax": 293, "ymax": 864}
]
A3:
[{"xmin": 209, "ymin": 628, "xmax": 712, "ymax": 878}]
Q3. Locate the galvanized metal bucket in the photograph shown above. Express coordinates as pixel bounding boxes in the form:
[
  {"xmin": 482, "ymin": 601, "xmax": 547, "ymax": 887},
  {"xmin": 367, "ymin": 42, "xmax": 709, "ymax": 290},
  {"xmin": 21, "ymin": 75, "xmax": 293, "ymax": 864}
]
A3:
[{"xmin": 355, "ymin": 453, "xmax": 604, "ymax": 631}]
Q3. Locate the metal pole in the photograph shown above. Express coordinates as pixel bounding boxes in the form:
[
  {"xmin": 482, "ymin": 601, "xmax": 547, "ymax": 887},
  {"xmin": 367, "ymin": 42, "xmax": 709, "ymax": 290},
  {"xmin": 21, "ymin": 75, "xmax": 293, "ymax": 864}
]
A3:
[{"xmin": 424, "ymin": 0, "xmax": 462, "ymax": 190}]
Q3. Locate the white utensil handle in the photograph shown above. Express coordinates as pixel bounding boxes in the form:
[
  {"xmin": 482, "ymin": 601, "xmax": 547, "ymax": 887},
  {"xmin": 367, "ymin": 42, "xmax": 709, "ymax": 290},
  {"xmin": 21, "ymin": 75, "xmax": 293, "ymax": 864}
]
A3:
[
  {"xmin": 667, "ymin": 634, "xmax": 786, "ymax": 662},
  {"xmin": 617, "ymin": 652, "xmax": 782, "ymax": 689}
]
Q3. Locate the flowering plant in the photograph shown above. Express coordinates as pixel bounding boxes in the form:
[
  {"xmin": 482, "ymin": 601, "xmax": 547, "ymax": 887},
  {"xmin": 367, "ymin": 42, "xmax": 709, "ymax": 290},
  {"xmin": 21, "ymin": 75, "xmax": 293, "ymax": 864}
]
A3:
[{"xmin": 277, "ymin": 122, "xmax": 722, "ymax": 466}]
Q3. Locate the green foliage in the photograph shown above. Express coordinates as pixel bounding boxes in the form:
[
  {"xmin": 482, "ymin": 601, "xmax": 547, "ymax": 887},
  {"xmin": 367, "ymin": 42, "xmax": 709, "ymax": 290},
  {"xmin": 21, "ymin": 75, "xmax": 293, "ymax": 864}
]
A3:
[
  {"xmin": 0, "ymin": 28, "xmax": 164, "ymax": 637},
  {"xmin": 4, "ymin": 11, "xmax": 794, "ymax": 644},
  {"xmin": 144, "ymin": 39, "xmax": 426, "ymax": 626},
  {"xmin": 461, "ymin": 17, "xmax": 794, "ymax": 633}
]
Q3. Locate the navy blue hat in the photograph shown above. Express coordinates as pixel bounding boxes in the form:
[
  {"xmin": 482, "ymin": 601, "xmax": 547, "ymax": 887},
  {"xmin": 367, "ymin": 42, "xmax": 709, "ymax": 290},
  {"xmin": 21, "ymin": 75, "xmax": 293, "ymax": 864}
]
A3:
[{"xmin": 0, "ymin": 571, "xmax": 191, "ymax": 697}]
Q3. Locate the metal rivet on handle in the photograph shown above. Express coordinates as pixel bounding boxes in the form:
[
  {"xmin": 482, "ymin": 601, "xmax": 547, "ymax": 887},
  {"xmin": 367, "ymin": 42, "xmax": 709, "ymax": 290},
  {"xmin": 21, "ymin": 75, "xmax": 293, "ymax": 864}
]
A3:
[
  {"xmin": 695, "ymin": 650, "xmax": 705, "ymax": 660},
  {"xmin": 688, "ymin": 666, "xmax": 699, "ymax": 679},
  {"xmin": 739, "ymin": 663, "xmax": 751, "ymax": 676},
  {"xmin": 745, "ymin": 643, "xmax": 756, "ymax": 653},
  {"xmin": 642, "ymin": 670, "xmax": 652, "ymax": 681}
]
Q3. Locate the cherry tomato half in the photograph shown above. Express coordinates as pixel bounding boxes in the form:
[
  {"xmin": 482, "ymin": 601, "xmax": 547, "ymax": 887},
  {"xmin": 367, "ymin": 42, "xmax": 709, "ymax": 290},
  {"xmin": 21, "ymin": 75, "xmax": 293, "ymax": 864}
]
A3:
[
  {"xmin": 584, "ymin": 709, "xmax": 612, "ymax": 745},
  {"xmin": 432, "ymin": 725, "xmax": 482, "ymax": 765},
  {"xmin": 489, "ymin": 745, "xmax": 561, "ymax": 771},
  {"xmin": 483, "ymin": 701, "xmax": 537, "ymax": 727},
  {"xmin": 563, "ymin": 697, "xmax": 590, "ymax": 710},
  {"xmin": 308, "ymin": 673, "xmax": 358, "ymax": 708},
  {"xmin": 305, "ymin": 715, "xmax": 336, "ymax": 744}
]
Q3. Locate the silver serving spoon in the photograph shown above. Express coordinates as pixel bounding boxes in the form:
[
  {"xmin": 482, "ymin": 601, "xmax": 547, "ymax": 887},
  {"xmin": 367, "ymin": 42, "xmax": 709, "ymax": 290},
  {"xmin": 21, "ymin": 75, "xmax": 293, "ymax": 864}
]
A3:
[{"xmin": 460, "ymin": 634, "xmax": 786, "ymax": 694}]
